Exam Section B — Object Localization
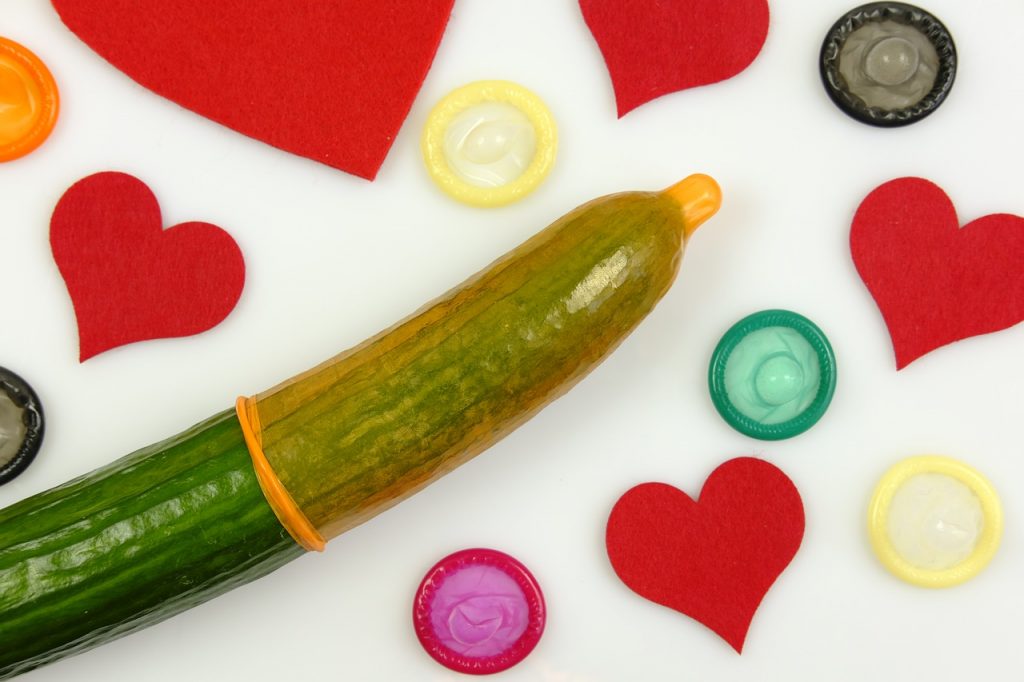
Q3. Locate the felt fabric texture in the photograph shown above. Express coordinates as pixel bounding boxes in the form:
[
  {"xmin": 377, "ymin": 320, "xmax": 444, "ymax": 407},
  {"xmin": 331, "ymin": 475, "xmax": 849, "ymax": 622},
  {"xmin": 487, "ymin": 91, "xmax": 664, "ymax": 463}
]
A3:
[
  {"xmin": 605, "ymin": 457, "xmax": 804, "ymax": 653},
  {"xmin": 579, "ymin": 0, "xmax": 770, "ymax": 117},
  {"xmin": 851, "ymin": 178, "xmax": 1024, "ymax": 370},
  {"xmin": 51, "ymin": 172, "xmax": 245, "ymax": 361},
  {"xmin": 50, "ymin": 0, "xmax": 456, "ymax": 180}
]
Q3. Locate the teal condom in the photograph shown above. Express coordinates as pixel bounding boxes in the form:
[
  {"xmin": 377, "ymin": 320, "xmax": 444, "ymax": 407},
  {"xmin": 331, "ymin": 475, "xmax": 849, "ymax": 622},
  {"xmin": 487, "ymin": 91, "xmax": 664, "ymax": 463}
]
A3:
[{"xmin": 709, "ymin": 310, "xmax": 836, "ymax": 440}]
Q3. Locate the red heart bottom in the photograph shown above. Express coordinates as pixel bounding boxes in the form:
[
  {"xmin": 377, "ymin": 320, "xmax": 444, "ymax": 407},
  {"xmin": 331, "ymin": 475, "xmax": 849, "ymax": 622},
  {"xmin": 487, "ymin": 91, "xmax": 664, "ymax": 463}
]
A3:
[
  {"xmin": 606, "ymin": 457, "xmax": 804, "ymax": 652},
  {"xmin": 51, "ymin": 172, "xmax": 246, "ymax": 361},
  {"xmin": 580, "ymin": 0, "xmax": 769, "ymax": 116},
  {"xmin": 51, "ymin": 0, "xmax": 454, "ymax": 180}
]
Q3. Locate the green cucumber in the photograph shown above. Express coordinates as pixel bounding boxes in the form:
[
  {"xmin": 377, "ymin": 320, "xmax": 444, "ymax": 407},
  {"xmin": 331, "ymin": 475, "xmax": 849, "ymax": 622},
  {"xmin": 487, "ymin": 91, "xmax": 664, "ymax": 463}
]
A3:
[
  {"xmin": 0, "ymin": 410, "xmax": 302, "ymax": 678},
  {"xmin": 0, "ymin": 175, "xmax": 719, "ymax": 678}
]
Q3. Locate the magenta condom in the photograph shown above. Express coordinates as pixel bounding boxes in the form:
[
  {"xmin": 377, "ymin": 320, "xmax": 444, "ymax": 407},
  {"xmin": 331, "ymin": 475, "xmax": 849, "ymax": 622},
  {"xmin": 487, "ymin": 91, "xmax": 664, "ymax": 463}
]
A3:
[{"xmin": 412, "ymin": 548, "xmax": 545, "ymax": 675}]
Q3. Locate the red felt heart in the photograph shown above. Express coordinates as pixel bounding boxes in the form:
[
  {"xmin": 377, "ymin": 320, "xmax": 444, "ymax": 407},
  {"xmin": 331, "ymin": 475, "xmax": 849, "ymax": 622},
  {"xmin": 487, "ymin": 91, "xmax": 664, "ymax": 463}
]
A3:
[
  {"xmin": 51, "ymin": 172, "xmax": 245, "ymax": 361},
  {"xmin": 606, "ymin": 457, "xmax": 803, "ymax": 653},
  {"xmin": 580, "ymin": 0, "xmax": 770, "ymax": 117},
  {"xmin": 851, "ymin": 178, "xmax": 1024, "ymax": 370},
  {"xmin": 51, "ymin": 0, "xmax": 455, "ymax": 180}
]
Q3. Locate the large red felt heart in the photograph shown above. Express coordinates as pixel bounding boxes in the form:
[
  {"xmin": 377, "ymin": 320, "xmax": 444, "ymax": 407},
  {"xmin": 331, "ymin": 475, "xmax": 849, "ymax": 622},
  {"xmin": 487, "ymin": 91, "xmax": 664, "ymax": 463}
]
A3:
[
  {"xmin": 51, "ymin": 0, "xmax": 455, "ymax": 180},
  {"xmin": 606, "ymin": 457, "xmax": 803, "ymax": 653},
  {"xmin": 51, "ymin": 172, "xmax": 245, "ymax": 361},
  {"xmin": 851, "ymin": 178, "xmax": 1024, "ymax": 370},
  {"xmin": 579, "ymin": 0, "xmax": 770, "ymax": 117}
]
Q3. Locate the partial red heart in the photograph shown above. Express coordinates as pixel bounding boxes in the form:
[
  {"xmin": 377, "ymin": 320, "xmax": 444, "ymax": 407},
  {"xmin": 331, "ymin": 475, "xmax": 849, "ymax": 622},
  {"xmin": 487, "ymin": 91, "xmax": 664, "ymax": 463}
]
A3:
[
  {"xmin": 51, "ymin": 172, "xmax": 245, "ymax": 361},
  {"xmin": 851, "ymin": 178, "xmax": 1024, "ymax": 370},
  {"xmin": 51, "ymin": 0, "xmax": 455, "ymax": 180},
  {"xmin": 580, "ymin": 0, "xmax": 770, "ymax": 117},
  {"xmin": 606, "ymin": 457, "xmax": 803, "ymax": 653}
]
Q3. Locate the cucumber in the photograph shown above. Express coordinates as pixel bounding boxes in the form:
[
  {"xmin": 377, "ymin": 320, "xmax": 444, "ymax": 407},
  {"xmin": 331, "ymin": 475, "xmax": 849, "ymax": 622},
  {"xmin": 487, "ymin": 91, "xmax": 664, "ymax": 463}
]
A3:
[
  {"xmin": 254, "ymin": 176, "xmax": 720, "ymax": 539},
  {"xmin": 0, "ymin": 175, "xmax": 719, "ymax": 678},
  {"xmin": 0, "ymin": 410, "xmax": 302, "ymax": 678}
]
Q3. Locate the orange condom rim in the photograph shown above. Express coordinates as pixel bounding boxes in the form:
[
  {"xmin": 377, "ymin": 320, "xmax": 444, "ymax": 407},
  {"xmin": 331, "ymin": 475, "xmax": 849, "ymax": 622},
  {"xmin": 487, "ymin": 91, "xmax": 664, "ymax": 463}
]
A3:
[
  {"xmin": 235, "ymin": 396, "xmax": 326, "ymax": 552},
  {"xmin": 0, "ymin": 36, "xmax": 60, "ymax": 162}
]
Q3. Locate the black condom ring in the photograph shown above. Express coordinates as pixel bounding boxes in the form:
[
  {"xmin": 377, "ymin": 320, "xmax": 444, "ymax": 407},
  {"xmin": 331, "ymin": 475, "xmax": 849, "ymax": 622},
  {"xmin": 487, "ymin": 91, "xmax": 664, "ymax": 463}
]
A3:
[
  {"xmin": 820, "ymin": 2, "xmax": 956, "ymax": 127},
  {"xmin": 0, "ymin": 366, "xmax": 45, "ymax": 485}
]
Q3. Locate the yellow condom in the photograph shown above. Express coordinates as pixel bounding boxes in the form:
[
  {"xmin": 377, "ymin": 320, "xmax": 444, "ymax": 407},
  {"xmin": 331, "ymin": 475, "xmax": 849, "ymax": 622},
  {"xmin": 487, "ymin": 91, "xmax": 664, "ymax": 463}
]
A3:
[
  {"xmin": 422, "ymin": 81, "xmax": 557, "ymax": 207},
  {"xmin": 868, "ymin": 455, "xmax": 1002, "ymax": 588}
]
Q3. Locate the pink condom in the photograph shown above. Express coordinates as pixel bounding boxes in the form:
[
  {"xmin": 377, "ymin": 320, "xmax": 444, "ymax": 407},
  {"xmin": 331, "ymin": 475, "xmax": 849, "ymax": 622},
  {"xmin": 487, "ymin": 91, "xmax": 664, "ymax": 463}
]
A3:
[{"xmin": 412, "ymin": 548, "xmax": 545, "ymax": 674}]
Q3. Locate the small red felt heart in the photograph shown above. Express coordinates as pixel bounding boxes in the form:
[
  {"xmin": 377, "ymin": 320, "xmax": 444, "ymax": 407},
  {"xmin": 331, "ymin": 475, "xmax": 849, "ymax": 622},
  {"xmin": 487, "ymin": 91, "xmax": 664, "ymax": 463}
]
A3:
[
  {"xmin": 606, "ymin": 457, "xmax": 803, "ymax": 653},
  {"xmin": 51, "ymin": 0, "xmax": 455, "ymax": 180},
  {"xmin": 580, "ymin": 0, "xmax": 770, "ymax": 117},
  {"xmin": 851, "ymin": 178, "xmax": 1024, "ymax": 369},
  {"xmin": 51, "ymin": 172, "xmax": 245, "ymax": 361}
]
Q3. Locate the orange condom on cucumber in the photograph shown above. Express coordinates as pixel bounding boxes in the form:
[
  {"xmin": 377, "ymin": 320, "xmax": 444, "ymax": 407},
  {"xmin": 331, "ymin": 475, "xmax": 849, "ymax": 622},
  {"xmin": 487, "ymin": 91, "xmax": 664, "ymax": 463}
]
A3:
[
  {"xmin": 236, "ymin": 174, "xmax": 721, "ymax": 549},
  {"xmin": 0, "ymin": 177, "xmax": 720, "ymax": 678}
]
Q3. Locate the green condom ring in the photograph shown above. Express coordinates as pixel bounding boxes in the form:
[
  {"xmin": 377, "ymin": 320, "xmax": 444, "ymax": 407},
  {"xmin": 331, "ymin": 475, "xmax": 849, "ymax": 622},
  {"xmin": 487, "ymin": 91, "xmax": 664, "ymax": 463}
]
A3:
[{"xmin": 708, "ymin": 310, "xmax": 837, "ymax": 441}]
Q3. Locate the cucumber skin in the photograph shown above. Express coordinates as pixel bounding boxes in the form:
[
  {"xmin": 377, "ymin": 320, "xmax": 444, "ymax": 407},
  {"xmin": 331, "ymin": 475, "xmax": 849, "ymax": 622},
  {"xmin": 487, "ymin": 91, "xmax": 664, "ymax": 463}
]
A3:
[
  {"xmin": 0, "ymin": 410, "xmax": 302, "ymax": 679},
  {"xmin": 0, "ymin": 189, "xmax": 689, "ymax": 678},
  {"xmin": 255, "ymin": 190, "xmax": 687, "ymax": 538}
]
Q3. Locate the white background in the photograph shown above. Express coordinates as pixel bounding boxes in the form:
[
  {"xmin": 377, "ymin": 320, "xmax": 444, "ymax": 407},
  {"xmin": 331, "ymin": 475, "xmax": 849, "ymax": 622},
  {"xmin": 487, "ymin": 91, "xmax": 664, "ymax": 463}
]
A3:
[{"xmin": 2, "ymin": 0, "xmax": 1023, "ymax": 680}]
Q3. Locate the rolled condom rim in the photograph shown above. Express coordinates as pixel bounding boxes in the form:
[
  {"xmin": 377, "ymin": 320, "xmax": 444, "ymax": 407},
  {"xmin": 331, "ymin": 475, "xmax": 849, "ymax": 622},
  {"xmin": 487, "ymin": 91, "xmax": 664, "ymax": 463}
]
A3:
[{"xmin": 235, "ymin": 396, "xmax": 326, "ymax": 552}]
